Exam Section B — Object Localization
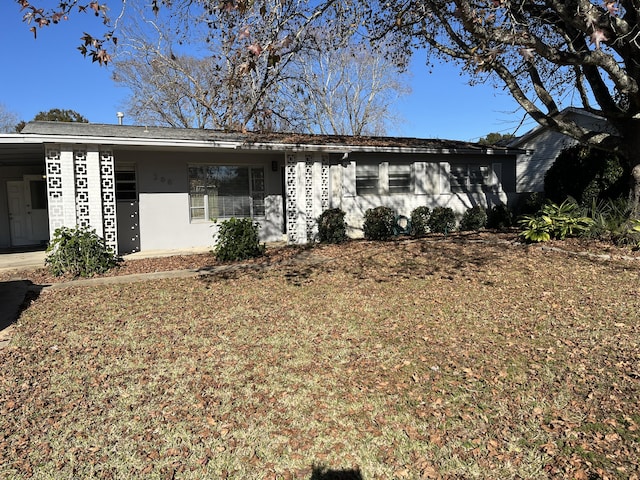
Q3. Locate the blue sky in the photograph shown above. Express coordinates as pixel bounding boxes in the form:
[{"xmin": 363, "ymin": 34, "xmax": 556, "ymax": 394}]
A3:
[{"xmin": 1, "ymin": 3, "xmax": 537, "ymax": 141}]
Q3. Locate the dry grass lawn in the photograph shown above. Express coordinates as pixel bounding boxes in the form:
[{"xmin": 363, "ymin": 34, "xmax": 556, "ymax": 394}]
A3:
[{"xmin": 1, "ymin": 236, "xmax": 639, "ymax": 479}]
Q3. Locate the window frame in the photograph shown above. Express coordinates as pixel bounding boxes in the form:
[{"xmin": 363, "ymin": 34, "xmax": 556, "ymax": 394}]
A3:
[
  {"xmin": 387, "ymin": 163, "xmax": 413, "ymax": 194},
  {"xmin": 449, "ymin": 163, "xmax": 492, "ymax": 193},
  {"xmin": 355, "ymin": 162, "xmax": 415, "ymax": 196},
  {"xmin": 188, "ymin": 164, "xmax": 266, "ymax": 222},
  {"xmin": 115, "ymin": 169, "xmax": 138, "ymax": 202},
  {"xmin": 355, "ymin": 163, "xmax": 380, "ymax": 195}
]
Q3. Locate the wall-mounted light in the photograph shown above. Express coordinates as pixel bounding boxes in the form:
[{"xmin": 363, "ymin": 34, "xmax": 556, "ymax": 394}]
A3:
[{"xmin": 272, "ymin": 160, "xmax": 278, "ymax": 172}]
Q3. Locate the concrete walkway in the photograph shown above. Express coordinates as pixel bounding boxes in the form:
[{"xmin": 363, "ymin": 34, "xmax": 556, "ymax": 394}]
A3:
[
  {"xmin": 0, "ymin": 247, "xmax": 215, "ymax": 273},
  {"xmin": 0, "ymin": 250, "xmax": 47, "ymax": 272}
]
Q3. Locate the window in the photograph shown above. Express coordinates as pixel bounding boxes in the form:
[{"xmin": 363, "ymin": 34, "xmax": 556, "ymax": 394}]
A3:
[
  {"xmin": 29, "ymin": 180, "xmax": 47, "ymax": 209},
  {"xmin": 356, "ymin": 162, "xmax": 414, "ymax": 195},
  {"xmin": 356, "ymin": 164, "xmax": 379, "ymax": 195},
  {"xmin": 450, "ymin": 164, "xmax": 491, "ymax": 193},
  {"xmin": 388, "ymin": 164, "xmax": 412, "ymax": 194},
  {"xmin": 116, "ymin": 170, "xmax": 137, "ymax": 201},
  {"xmin": 188, "ymin": 165, "xmax": 265, "ymax": 221}
]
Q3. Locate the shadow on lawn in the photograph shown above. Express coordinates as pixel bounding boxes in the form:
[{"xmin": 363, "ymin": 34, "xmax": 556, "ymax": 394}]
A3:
[
  {"xmin": 0, "ymin": 280, "xmax": 45, "ymax": 346},
  {"xmin": 196, "ymin": 235, "xmax": 511, "ymax": 288},
  {"xmin": 281, "ymin": 236, "xmax": 508, "ymax": 285},
  {"xmin": 310, "ymin": 465, "xmax": 364, "ymax": 479}
]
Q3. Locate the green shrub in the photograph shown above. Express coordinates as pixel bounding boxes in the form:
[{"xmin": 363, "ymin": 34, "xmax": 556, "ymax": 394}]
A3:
[
  {"xmin": 317, "ymin": 208, "xmax": 348, "ymax": 244},
  {"xmin": 460, "ymin": 206, "xmax": 487, "ymax": 231},
  {"xmin": 427, "ymin": 207, "xmax": 456, "ymax": 234},
  {"xmin": 584, "ymin": 198, "xmax": 640, "ymax": 246},
  {"xmin": 410, "ymin": 206, "xmax": 431, "ymax": 237},
  {"xmin": 518, "ymin": 199, "xmax": 594, "ymax": 243},
  {"xmin": 487, "ymin": 204, "xmax": 514, "ymax": 230},
  {"xmin": 518, "ymin": 214, "xmax": 553, "ymax": 243},
  {"xmin": 544, "ymin": 145, "xmax": 627, "ymax": 207},
  {"xmin": 214, "ymin": 217, "xmax": 265, "ymax": 261},
  {"xmin": 45, "ymin": 225, "xmax": 118, "ymax": 277},
  {"xmin": 363, "ymin": 206, "xmax": 396, "ymax": 240}
]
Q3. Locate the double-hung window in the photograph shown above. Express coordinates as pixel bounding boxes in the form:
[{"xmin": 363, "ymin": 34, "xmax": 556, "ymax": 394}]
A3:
[
  {"xmin": 356, "ymin": 162, "xmax": 414, "ymax": 195},
  {"xmin": 388, "ymin": 164, "xmax": 412, "ymax": 194},
  {"xmin": 188, "ymin": 165, "xmax": 265, "ymax": 221},
  {"xmin": 356, "ymin": 164, "xmax": 379, "ymax": 195},
  {"xmin": 450, "ymin": 164, "xmax": 491, "ymax": 193}
]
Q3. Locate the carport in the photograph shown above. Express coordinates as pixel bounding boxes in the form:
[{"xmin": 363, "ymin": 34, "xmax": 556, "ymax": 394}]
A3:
[{"xmin": 0, "ymin": 137, "xmax": 48, "ymax": 250}]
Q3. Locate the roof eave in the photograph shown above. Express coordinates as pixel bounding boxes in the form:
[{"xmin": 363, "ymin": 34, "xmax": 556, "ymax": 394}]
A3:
[{"xmin": 9, "ymin": 133, "xmax": 524, "ymax": 156}]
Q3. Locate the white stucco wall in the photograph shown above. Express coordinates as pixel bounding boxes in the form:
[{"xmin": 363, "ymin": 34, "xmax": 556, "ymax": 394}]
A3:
[
  {"xmin": 117, "ymin": 149, "xmax": 285, "ymax": 251},
  {"xmin": 336, "ymin": 158, "xmax": 509, "ymax": 237},
  {"xmin": 39, "ymin": 142, "xmax": 517, "ymax": 252}
]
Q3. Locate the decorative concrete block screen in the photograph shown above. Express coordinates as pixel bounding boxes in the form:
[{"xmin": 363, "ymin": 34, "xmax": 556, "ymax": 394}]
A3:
[
  {"xmin": 285, "ymin": 152, "xmax": 331, "ymax": 244},
  {"xmin": 45, "ymin": 145, "xmax": 118, "ymax": 253},
  {"xmin": 74, "ymin": 149, "xmax": 91, "ymax": 228},
  {"xmin": 100, "ymin": 150, "xmax": 117, "ymax": 252},
  {"xmin": 285, "ymin": 153, "xmax": 299, "ymax": 244}
]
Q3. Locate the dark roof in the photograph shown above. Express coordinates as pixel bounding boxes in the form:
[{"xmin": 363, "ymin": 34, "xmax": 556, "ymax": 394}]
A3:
[{"xmin": 20, "ymin": 121, "xmax": 521, "ymax": 153}]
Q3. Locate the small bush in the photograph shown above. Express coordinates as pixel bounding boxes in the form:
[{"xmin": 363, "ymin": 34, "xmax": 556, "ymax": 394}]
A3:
[
  {"xmin": 46, "ymin": 225, "xmax": 118, "ymax": 277},
  {"xmin": 363, "ymin": 206, "xmax": 396, "ymax": 240},
  {"xmin": 317, "ymin": 208, "xmax": 348, "ymax": 243},
  {"xmin": 410, "ymin": 206, "xmax": 431, "ymax": 237},
  {"xmin": 460, "ymin": 206, "xmax": 487, "ymax": 231},
  {"xmin": 487, "ymin": 204, "xmax": 514, "ymax": 230},
  {"xmin": 214, "ymin": 217, "xmax": 265, "ymax": 261},
  {"xmin": 427, "ymin": 207, "xmax": 456, "ymax": 234}
]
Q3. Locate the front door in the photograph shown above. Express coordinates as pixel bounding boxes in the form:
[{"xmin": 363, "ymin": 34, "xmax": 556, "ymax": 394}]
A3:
[
  {"xmin": 24, "ymin": 175, "xmax": 49, "ymax": 241},
  {"xmin": 7, "ymin": 181, "xmax": 30, "ymax": 246},
  {"xmin": 6, "ymin": 177, "xmax": 49, "ymax": 247}
]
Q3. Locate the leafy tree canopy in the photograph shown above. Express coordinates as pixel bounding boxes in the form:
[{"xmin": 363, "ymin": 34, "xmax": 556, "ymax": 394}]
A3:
[
  {"xmin": 15, "ymin": 108, "xmax": 89, "ymax": 132},
  {"xmin": 32, "ymin": 108, "xmax": 89, "ymax": 123},
  {"xmin": 478, "ymin": 132, "xmax": 515, "ymax": 146}
]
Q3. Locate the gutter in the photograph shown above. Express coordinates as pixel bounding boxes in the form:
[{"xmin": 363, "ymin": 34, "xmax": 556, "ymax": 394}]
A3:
[{"xmin": 7, "ymin": 133, "xmax": 525, "ymax": 156}]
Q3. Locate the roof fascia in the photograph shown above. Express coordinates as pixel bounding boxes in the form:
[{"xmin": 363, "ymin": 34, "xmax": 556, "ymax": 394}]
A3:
[{"xmin": 7, "ymin": 133, "xmax": 524, "ymax": 156}]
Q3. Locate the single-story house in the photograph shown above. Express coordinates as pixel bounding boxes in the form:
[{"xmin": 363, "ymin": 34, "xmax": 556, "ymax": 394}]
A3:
[
  {"xmin": 0, "ymin": 121, "xmax": 524, "ymax": 255},
  {"xmin": 510, "ymin": 108, "xmax": 615, "ymax": 193}
]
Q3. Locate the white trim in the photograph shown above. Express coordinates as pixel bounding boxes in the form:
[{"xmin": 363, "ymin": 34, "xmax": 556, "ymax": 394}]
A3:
[{"xmin": 1, "ymin": 134, "xmax": 523, "ymax": 156}]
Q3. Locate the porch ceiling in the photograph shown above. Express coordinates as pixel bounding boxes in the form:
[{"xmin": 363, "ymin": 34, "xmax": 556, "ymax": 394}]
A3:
[{"xmin": 0, "ymin": 143, "xmax": 44, "ymax": 167}]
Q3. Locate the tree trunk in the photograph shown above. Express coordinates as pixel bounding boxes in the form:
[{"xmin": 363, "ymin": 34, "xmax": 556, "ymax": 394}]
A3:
[
  {"xmin": 630, "ymin": 163, "xmax": 640, "ymax": 219},
  {"xmin": 618, "ymin": 118, "xmax": 640, "ymax": 219}
]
